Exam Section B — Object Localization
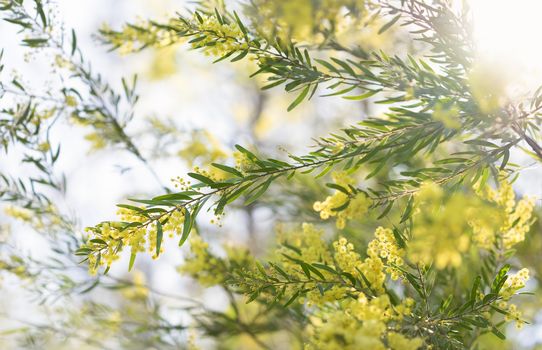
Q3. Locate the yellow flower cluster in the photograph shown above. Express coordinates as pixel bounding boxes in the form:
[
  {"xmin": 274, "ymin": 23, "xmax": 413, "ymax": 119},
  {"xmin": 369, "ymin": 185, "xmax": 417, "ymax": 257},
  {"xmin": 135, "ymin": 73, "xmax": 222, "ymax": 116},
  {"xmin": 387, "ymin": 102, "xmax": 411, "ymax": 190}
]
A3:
[
  {"xmin": 171, "ymin": 176, "xmax": 191, "ymax": 191},
  {"xmin": 369, "ymin": 227, "xmax": 405, "ymax": 280},
  {"xmin": 191, "ymin": 14, "xmax": 247, "ymax": 57},
  {"xmin": 348, "ymin": 293, "xmax": 400, "ymax": 322},
  {"xmin": 178, "ymin": 234, "xmax": 223, "ymax": 286},
  {"xmin": 333, "ymin": 230, "xmax": 402, "ymax": 294},
  {"xmin": 85, "ymin": 207, "xmax": 186, "ymax": 274},
  {"xmin": 313, "ymin": 171, "xmax": 371, "ymax": 229},
  {"xmin": 502, "ymin": 197, "xmax": 535, "ymax": 248},
  {"xmin": 100, "ymin": 19, "xmax": 179, "ymax": 55},
  {"xmin": 503, "ymin": 303, "xmax": 525, "ymax": 329},
  {"xmin": 333, "ymin": 237, "xmax": 364, "ymax": 275},
  {"xmin": 500, "ymin": 268, "xmax": 529, "ymax": 300},
  {"xmin": 309, "ymin": 293, "xmax": 422, "ymax": 350},
  {"xmin": 473, "ymin": 175, "xmax": 535, "ymax": 250},
  {"xmin": 306, "ymin": 285, "xmax": 349, "ymax": 307}
]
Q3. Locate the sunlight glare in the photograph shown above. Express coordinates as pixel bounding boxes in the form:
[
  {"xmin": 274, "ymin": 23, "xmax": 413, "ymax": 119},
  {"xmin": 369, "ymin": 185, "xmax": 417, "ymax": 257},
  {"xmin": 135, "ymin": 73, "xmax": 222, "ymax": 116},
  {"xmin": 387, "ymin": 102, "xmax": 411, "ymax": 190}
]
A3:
[{"xmin": 470, "ymin": 0, "xmax": 542, "ymax": 93}]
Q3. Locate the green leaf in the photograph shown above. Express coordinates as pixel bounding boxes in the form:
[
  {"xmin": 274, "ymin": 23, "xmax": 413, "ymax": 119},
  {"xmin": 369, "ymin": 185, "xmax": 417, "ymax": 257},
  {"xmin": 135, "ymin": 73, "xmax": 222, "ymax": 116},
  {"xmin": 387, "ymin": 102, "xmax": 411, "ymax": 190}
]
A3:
[
  {"xmin": 213, "ymin": 50, "xmax": 236, "ymax": 63},
  {"xmin": 262, "ymin": 79, "xmax": 287, "ymax": 90},
  {"xmin": 312, "ymin": 263, "xmax": 337, "ymax": 275},
  {"xmin": 128, "ymin": 252, "xmax": 136, "ymax": 271},
  {"xmin": 434, "ymin": 157, "xmax": 469, "ymax": 165},
  {"xmin": 283, "ymin": 291, "xmax": 300, "ymax": 307},
  {"xmin": 287, "ymin": 85, "xmax": 310, "ymax": 112},
  {"xmin": 343, "ymin": 89, "xmax": 381, "ymax": 100},
  {"xmin": 116, "ymin": 204, "xmax": 147, "ymax": 213},
  {"xmin": 179, "ymin": 208, "xmax": 192, "ymax": 247},
  {"xmin": 491, "ymin": 264, "xmax": 510, "ymax": 293},
  {"xmin": 315, "ymin": 58, "xmax": 339, "ymax": 73},
  {"xmin": 22, "ymin": 38, "xmax": 48, "ymax": 46},
  {"xmin": 35, "ymin": 0, "xmax": 47, "ymax": 28},
  {"xmin": 305, "ymin": 264, "xmax": 325, "ymax": 280},
  {"xmin": 225, "ymin": 182, "xmax": 253, "ymax": 204},
  {"xmin": 152, "ymin": 192, "xmax": 192, "ymax": 201},
  {"xmin": 75, "ymin": 248, "xmax": 92, "ymax": 256},
  {"xmin": 235, "ymin": 144, "xmax": 258, "ymax": 161},
  {"xmin": 214, "ymin": 8, "xmax": 224, "ymax": 24},
  {"xmin": 321, "ymin": 85, "xmax": 357, "ymax": 97},
  {"xmin": 378, "ymin": 14, "xmax": 401, "ymax": 34},
  {"xmin": 187, "ymin": 172, "xmax": 215, "ymax": 185},
  {"xmin": 303, "ymin": 49, "xmax": 312, "ymax": 67},
  {"xmin": 71, "ymin": 29, "xmax": 77, "ymax": 55},
  {"xmin": 271, "ymin": 263, "xmax": 290, "ymax": 280},
  {"xmin": 233, "ymin": 11, "xmax": 247, "ymax": 35},
  {"xmin": 330, "ymin": 57, "xmax": 356, "ymax": 76},
  {"xmin": 89, "ymin": 238, "xmax": 107, "ymax": 245},
  {"xmin": 231, "ymin": 49, "xmax": 249, "ymax": 62},
  {"xmin": 500, "ymin": 149, "xmax": 510, "ymax": 170},
  {"xmin": 155, "ymin": 221, "xmax": 163, "ymax": 257},
  {"xmin": 391, "ymin": 227, "xmax": 406, "ymax": 249},
  {"xmin": 464, "ymin": 139, "xmax": 499, "ymax": 148},
  {"xmin": 400, "ymin": 196, "xmax": 414, "ymax": 223},
  {"xmin": 491, "ymin": 326, "xmax": 506, "ymax": 340},
  {"xmin": 326, "ymin": 183, "xmax": 350, "ymax": 194},
  {"xmin": 471, "ymin": 275, "xmax": 481, "ymax": 299},
  {"xmin": 377, "ymin": 201, "xmax": 393, "ymax": 219},
  {"xmin": 79, "ymin": 279, "xmax": 99, "ymax": 294},
  {"xmin": 245, "ymin": 176, "xmax": 275, "ymax": 205},
  {"xmin": 299, "ymin": 262, "xmax": 311, "ymax": 279},
  {"xmin": 331, "ymin": 199, "xmax": 350, "ymax": 212},
  {"xmin": 211, "ymin": 163, "xmax": 244, "ymax": 177}
]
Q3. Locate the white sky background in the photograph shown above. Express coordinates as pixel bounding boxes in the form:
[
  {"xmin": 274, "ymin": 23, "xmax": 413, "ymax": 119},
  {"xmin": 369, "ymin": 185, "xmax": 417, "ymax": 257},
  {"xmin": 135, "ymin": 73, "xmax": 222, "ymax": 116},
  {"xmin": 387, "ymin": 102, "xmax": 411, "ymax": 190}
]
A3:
[{"xmin": 0, "ymin": 0, "xmax": 542, "ymax": 348}]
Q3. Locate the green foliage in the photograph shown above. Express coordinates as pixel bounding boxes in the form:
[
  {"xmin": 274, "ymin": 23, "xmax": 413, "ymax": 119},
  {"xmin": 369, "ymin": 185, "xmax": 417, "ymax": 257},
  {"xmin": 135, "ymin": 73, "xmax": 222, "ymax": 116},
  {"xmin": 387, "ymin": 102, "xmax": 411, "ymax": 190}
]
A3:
[{"xmin": 0, "ymin": 0, "xmax": 541, "ymax": 349}]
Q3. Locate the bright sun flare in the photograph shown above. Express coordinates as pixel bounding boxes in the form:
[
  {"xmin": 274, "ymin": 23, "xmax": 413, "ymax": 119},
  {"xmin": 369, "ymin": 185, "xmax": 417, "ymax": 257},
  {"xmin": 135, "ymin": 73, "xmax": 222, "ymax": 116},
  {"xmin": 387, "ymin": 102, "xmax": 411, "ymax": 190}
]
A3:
[{"xmin": 470, "ymin": 0, "xmax": 542, "ymax": 93}]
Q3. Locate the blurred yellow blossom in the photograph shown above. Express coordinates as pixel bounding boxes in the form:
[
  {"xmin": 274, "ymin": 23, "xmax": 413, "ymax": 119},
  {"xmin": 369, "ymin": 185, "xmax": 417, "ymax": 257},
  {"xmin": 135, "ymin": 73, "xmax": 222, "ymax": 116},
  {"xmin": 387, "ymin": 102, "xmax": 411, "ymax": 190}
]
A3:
[
  {"xmin": 122, "ymin": 270, "xmax": 149, "ymax": 300},
  {"xmin": 313, "ymin": 171, "xmax": 371, "ymax": 229},
  {"xmin": 387, "ymin": 332, "xmax": 424, "ymax": 350},
  {"xmin": 408, "ymin": 182, "xmax": 474, "ymax": 269},
  {"xmin": 178, "ymin": 234, "xmax": 223, "ymax": 286},
  {"xmin": 468, "ymin": 62, "xmax": 508, "ymax": 113},
  {"xmin": 432, "ymin": 102, "xmax": 461, "ymax": 129},
  {"xmin": 178, "ymin": 130, "xmax": 228, "ymax": 167}
]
